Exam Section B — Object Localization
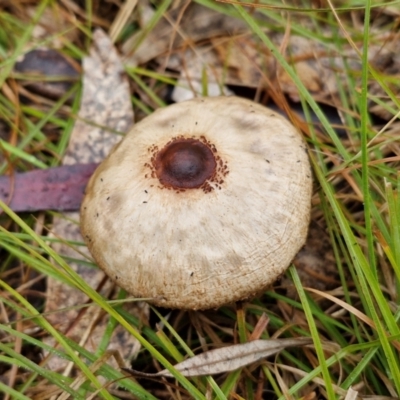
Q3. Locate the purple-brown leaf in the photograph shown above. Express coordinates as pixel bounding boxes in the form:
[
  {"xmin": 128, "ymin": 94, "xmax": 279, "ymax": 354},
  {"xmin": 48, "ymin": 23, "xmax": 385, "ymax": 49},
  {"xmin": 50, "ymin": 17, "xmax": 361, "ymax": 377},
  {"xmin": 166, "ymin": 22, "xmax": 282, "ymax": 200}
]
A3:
[{"xmin": 0, "ymin": 163, "xmax": 98, "ymax": 212}]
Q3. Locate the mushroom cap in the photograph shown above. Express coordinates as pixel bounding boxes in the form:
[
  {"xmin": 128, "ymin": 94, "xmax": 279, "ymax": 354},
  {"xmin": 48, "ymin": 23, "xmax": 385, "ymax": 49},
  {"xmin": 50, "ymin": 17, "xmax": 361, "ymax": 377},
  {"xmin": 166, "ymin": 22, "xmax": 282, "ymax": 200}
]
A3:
[{"xmin": 80, "ymin": 96, "xmax": 312, "ymax": 310}]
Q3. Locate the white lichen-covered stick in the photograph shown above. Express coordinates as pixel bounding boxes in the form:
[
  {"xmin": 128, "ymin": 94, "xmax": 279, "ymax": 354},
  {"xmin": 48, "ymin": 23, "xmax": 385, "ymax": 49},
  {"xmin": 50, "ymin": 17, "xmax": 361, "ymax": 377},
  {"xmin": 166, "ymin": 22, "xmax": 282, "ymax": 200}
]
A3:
[
  {"xmin": 81, "ymin": 96, "xmax": 313, "ymax": 310},
  {"xmin": 44, "ymin": 29, "xmax": 140, "ymax": 371}
]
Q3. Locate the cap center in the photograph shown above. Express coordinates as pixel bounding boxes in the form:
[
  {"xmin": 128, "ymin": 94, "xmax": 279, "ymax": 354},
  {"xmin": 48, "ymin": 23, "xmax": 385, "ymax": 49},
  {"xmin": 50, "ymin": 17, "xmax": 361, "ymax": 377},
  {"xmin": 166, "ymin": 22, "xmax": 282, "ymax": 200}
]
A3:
[{"xmin": 154, "ymin": 138, "xmax": 216, "ymax": 189}]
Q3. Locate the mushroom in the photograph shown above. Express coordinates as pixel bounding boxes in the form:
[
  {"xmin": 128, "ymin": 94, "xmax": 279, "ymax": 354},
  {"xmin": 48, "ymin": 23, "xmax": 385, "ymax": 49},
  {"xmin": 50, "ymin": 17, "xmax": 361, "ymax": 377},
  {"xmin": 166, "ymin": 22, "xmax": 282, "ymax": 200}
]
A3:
[{"xmin": 80, "ymin": 96, "xmax": 312, "ymax": 310}]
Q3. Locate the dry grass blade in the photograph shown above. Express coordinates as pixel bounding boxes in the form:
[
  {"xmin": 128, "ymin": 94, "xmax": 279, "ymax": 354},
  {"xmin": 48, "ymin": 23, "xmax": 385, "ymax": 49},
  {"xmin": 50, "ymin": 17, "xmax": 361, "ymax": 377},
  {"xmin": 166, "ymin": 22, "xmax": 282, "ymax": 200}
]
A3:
[
  {"xmin": 305, "ymin": 287, "xmax": 400, "ymax": 351},
  {"xmin": 109, "ymin": 0, "xmax": 138, "ymax": 42},
  {"xmin": 58, "ymin": 350, "xmax": 126, "ymax": 400},
  {"xmin": 344, "ymin": 387, "xmax": 358, "ymax": 400}
]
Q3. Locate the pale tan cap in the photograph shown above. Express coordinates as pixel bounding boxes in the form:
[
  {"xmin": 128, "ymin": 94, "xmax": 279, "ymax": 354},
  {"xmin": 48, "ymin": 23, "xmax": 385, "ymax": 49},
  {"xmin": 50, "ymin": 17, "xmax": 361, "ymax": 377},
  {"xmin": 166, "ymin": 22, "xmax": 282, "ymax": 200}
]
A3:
[{"xmin": 81, "ymin": 96, "xmax": 312, "ymax": 309}]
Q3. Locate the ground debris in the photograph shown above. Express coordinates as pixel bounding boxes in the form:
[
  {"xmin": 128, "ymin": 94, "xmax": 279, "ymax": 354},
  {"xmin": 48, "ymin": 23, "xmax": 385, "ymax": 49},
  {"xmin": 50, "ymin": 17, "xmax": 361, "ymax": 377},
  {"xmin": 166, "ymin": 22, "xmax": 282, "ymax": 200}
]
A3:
[
  {"xmin": 43, "ymin": 29, "xmax": 142, "ymax": 373},
  {"xmin": 124, "ymin": 337, "xmax": 313, "ymax": 378}
]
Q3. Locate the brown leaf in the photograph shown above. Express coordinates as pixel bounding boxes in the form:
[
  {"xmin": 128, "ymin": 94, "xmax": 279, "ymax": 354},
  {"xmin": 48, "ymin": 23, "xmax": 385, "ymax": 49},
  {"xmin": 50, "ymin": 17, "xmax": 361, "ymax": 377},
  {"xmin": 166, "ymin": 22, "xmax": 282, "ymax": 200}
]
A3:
[
  {"xmin": 14, "ymin": 49, "xmax": 80, "ymax": 100},
  {"xmin": 124, "ymin": 337, "xmax": 312, "ymax": 377}
]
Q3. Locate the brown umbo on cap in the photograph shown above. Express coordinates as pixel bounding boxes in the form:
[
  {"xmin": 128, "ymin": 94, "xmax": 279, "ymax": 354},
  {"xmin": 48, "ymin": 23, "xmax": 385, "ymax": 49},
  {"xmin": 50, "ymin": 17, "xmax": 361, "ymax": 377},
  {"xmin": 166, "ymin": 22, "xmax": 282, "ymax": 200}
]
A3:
[{"xmin": 80, "ymin": 96, "xmax": 312, "ymax": 310}]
